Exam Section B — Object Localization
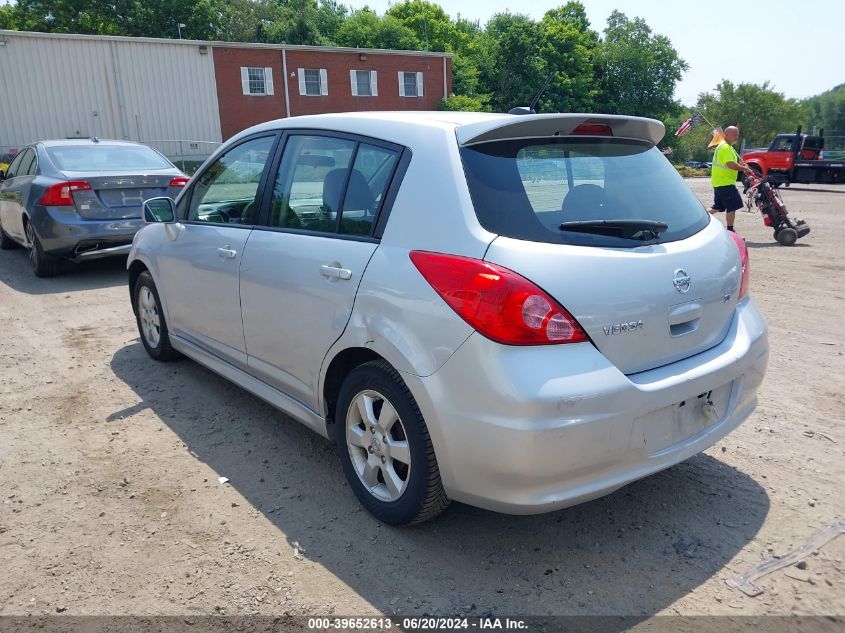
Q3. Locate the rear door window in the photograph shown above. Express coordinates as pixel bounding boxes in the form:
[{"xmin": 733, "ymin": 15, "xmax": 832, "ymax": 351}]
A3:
[
  {"xmin": 16, "ymin": 149, "xmax": 36, "ymax": 178},
  {"xmin": 460, "ymin": 138, "xmax": 709, "ymax": 247},
  {"xmin": 265, "ymin": 134, "xmax": 400, "ymax": 237}
]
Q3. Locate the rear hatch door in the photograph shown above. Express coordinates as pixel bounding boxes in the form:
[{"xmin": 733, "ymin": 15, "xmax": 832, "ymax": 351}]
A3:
[
  {"xmin": 458, "ymin": 114, "xmax": 742, "ymax": 375},
  {"xmin": 485, "ymin": 229, "xmax": 740, "ymax": 375}
]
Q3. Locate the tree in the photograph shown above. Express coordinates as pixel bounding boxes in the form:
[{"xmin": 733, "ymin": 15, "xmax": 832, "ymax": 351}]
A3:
[
  {"xmin": 264, "ymin": 0, "xmax": 325, "ymax": 45},
  {"xmin": 0, "ymin": 4, "xmax": 18, "ymax": 29},
  {"xmin": 538, "ymin": 2, "xmax": 600, "ymax": 113},
  {"xmin": 805, "ymin": 83, "xmax": 845, "ymax": 135},
  {"xmin": 334, "ymin": 10, "xmax": 421, "ymax": 50},
  {"xmin": 438, "ymin": 94, "xmax": 490, "ymax": 112},
  {"xmin": 478, "ymin": 12, "xmax": 545, "ymax": 112},
  {"xmin": 386, "ymin": 0, "xmax": 461, "ymax": 52},
  {"xmin": 218, "ymin": 0, "xmax": 281, "ymax": 43},
  {"xmin": 9, "ymin": 0, "xmax": 226, "ymax": 39},
  {"xmin": 696, "ymin": 80, "xmax": 808, "ymax": 147},
  {"xmin": 314, "ymin": 0, "xmax": 348, "ymax": 45},
  {"xmin": 594, "ymin": 10, "xmax": 687, "ymax": 119}
]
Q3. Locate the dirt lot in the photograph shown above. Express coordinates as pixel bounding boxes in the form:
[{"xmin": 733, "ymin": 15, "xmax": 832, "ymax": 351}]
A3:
[{"xmin": 0, "ymin": 179, "xmax": 843, "ymax": 618}]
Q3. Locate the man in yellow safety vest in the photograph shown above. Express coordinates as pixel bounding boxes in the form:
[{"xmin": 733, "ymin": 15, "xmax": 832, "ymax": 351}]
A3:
[{"xmin": 709, "ymin": 125, "xmax": 754, "ymax": 232}]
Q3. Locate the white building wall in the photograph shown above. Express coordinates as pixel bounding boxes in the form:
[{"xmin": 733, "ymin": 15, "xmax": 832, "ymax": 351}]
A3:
[{"xmin": 0, "ymin": 31, "xmax": 222, "ymax": 157}]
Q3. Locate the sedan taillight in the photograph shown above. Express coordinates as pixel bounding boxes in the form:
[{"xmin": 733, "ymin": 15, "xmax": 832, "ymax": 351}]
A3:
[
  {"xmin": 38, "ymin": 181, "xmax": 91, "ymax": 206},
  {"xmin": 169, "ymin": 177, "xmax": 189, "ymax": 188}
]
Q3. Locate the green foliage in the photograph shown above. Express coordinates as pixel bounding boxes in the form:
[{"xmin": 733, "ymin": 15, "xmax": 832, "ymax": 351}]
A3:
[
  {"xmin": 438, "ymin": 94, "xmax": 490, "ymax": 112},
  {"xmin": 804, "ymin": 83, "xmax": 845, "ymax": 135},
  {"xmin": 594, "ymin": 10, "xmax": 687, "ymax": 118},
  {"xmin": 0, "ymin": 5, "xmax": 17, "ymax": 29},
  {"xmin": 480, "ymin": 12, "xmax": 545, "ymax": 113},
  {"xmin": 696, "ymin": 80, "xmax": 808, "ymax": 147},
  {"xmin": 537, "ymin": 3, "xmax": 599, "ymax": 113},
  {"xmin": 334, "ymin": 10, "xmax": 421, "ymax": 50},
  {"xmin": 386, "ymin": 0, "xmax": 461, "ymax": 52},
  {"xmin": 9, "ymin": 0, "xmax": 225, "ymax": 39}
]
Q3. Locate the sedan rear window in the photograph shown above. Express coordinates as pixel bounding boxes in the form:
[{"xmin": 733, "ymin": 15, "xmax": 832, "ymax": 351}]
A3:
[
  {"xmin": 47, "ymin": 145, "xmax": 173, "ymax": 171},
  {"xmin": 460, "ymin": 138, "xmax": 709, "ymax": 247}
]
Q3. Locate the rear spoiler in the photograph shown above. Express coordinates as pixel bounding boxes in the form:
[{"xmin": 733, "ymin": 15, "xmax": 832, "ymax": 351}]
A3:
[{"xmin": 456, "ymin": 113, "xmax": 665, "ymax": 147}]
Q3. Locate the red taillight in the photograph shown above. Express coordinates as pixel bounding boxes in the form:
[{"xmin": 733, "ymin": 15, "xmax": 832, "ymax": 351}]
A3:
[
  {"xmin": 728, "ymin": 232, "xmax": 749, "ymax": 299},
  {"xmin": 409, "ymin": 251, "xmax": 588, "ymax": 346},
  {"xmin": 169, "ymin": 176, "xmax": 189, "ymax": 188},
  {"xmin": 571, "ymin": 124, "xmax": 613, "ymax": 136},
  {"xmin": 38, "ymin": 181, "xmax": 91, "ymax": 206}
]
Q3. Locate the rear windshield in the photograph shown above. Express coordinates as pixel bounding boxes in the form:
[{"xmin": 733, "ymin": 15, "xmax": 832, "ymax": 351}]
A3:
[
  {"xmin": 460, "ymin": 138, "xmax": 709, "ymax": 247},
  {"xmin": 47, "ymin": 145, "xmax": 173, "ymax": 171}
]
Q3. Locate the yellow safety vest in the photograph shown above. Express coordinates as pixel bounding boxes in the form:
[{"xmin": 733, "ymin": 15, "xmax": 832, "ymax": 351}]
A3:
[{"xmin": 711, "ymin": 141, "xmax": 740, "ymax": 187}]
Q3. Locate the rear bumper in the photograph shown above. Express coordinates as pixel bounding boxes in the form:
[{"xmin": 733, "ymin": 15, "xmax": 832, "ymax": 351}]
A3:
[
  {"xmin": 31, "ymin": 206, "xmax": 143, "ymax": 259},
  {"xmin": 403, "ymin": 298, "xmax": 769, "ymax": 514}
]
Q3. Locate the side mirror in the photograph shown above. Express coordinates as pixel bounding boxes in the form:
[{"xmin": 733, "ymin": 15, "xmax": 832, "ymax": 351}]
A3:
[{"xmin": 143, "ymin": 197, "xmax": 176, "ymax": 223}]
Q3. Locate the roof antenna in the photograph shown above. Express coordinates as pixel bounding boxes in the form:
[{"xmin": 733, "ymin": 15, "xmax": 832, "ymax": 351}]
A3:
[
  {"xmin": 509, "ymin": 72, "xmax": 555, "ymax": 115},
  {"xmin": 91, "ymin": 136, "xmax": 100, "ymax": 143}
]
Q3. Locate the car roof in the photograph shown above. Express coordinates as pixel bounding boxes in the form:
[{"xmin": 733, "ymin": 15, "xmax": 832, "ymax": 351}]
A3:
[
  {"xmin": 236, "ymin": 111, "xmax": 666, "ymax": 149},
  {"xmin": 38, "ymin": 139, "xmax": 150, "ymax": 148}
]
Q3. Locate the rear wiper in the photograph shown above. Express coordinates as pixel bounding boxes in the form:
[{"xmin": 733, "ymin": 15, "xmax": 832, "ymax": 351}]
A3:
[{"xmin": 558, "ymin": 219, "xmax": 668, "ymax": 241}]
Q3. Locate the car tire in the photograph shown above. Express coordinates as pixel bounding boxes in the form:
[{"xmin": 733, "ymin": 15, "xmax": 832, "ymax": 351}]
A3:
[
  {"xmin": 335, "ymin": 360, "xmax": 449, "ymax": 525},
  {"xmin": 25, "ymin": 221, "xmax": 61, "ymax": 277},
  {"xmin": 133, "ymin": 271, "xmax": 180, "ymax": 361}
]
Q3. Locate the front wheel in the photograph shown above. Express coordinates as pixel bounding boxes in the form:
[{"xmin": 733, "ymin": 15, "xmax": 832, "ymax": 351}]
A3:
[
  {"xmin": 335, "ymin": 360, "xmax": 449, "ymax": 525},
  {"xmin": 133, "ymin": 271, "xmax": 180, "ymax": 361}
]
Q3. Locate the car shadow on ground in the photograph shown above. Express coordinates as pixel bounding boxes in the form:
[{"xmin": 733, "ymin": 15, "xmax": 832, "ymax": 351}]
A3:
[
  {"xmin": 110, "ymin": 342, "xmax": 770, "ymax": 617},
  {"xmin": 0, "ymin": 248, "xmax": 128, "ymax": 294}
]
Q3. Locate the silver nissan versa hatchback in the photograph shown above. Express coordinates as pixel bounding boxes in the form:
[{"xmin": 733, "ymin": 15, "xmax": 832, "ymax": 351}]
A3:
[{"xmin": 128, "ymin": 112, "xmax": 768, "ymax": 525}]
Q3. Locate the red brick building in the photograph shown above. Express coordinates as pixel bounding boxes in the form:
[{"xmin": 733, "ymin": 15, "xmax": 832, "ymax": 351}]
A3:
[{"xmin": 213, "ymin": 43, "xmax": 452, "ymax": 140}]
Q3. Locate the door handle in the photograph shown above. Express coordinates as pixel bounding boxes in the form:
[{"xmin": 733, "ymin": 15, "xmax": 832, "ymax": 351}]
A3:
[
  {"xmin": 217, "ymin": 246, "xmax": 237, "ymax": 260},
  {"xmin": 320, "ymin": 264, "xmax": 352, "ymax": 280}
]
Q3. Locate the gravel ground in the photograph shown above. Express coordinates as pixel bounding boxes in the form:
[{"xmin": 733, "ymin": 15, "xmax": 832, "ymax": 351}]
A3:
[{"xmin": 0, "ymin": 179, "xmax": 843, "ymax": 618}]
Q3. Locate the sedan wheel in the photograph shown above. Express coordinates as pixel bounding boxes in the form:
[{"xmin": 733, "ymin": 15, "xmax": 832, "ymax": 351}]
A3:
[{"xmin": 25, "ymin": 221, "xmax": 60, "ymax": 277}]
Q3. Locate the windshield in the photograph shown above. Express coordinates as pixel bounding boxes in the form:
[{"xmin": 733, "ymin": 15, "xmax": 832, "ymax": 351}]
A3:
[
  {"xmin": 460, "ymin": 138, "xmax": 709, "ymax": 247},
  {"xmin": 48, "ymin": 145, "xmax": 173, "ymax": 171}
]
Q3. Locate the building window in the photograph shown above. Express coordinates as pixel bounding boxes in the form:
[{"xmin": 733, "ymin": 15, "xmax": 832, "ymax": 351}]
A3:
[
  {"xmin": 240, "ymin": 67, "xmax": 274, "ymax": 96},
  {"xmin": 298, "ymin": 68, "xmax": 328, "ymax": 96},
  {"xmin": 350, "ymin": 70, "xmax": 377, "ymax": 97},
  {"xmin": 398, "ymin": 71, "xmax": 423, "ymax": 97}
]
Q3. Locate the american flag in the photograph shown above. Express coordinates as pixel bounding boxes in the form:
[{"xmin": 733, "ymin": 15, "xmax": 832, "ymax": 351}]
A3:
[{"xmin": 674, "ymin": 113, "xmax": 703, "ymax": 137}]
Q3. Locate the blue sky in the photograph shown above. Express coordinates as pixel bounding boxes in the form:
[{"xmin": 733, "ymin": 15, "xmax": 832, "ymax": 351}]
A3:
[{"xmin": 354, "ymin": 0, "xmax": 845, "ymax": 105}]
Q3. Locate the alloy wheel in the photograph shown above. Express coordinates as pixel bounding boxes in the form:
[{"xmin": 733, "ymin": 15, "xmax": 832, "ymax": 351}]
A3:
[
  {"xmin": 137, "ymin": 285, "xmax": 161, "ymax": 348},
  {"xmin": 345, "ymin": 389, "xmax": 411, "ymax": 502}
]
